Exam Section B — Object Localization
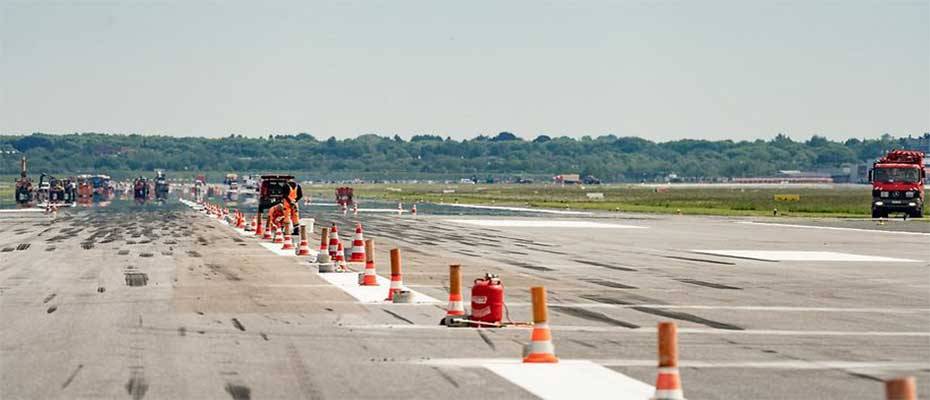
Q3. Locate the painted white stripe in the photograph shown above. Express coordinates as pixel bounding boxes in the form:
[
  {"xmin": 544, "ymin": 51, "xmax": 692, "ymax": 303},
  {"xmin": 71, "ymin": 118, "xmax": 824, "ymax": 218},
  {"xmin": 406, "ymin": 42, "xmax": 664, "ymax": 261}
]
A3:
[
  {"xmin": 445, "ymin": 219, "xmax": 643, "ymax": 229},
  {"xmin": 0, "ymin": 208, "xmax": 45, "ymax": 213},
  {"xmin": 258, "ymin": 242, "xmax": 303, "ymax": 257},
  {"xmin": 505, "ymin": 303, "xmax": 930, "ymax": 314},
  {"xmin": 693, "ymin": 250, "xmax": 920, "ymax": 263},
  {"xmin": 421, "ymin": 358, "xmax": 929, "ymax": 371},
  {"xmin": 316, "ymin": 271, "xmax": 440, "ymax": 304},
  {"xmin": 439, "ymin": 203, "xmax": 593, "ymax": 215},
  {"xmin": 340, "ymin": 324, "xmax": 930, "ymax": 337},
  {"xmin": 737, "ymin": 221, "xmax": 930, "ymax": 237},
  {"xmin": 482, "ymin": 360, "xmax": 653, "ymax": 400}
]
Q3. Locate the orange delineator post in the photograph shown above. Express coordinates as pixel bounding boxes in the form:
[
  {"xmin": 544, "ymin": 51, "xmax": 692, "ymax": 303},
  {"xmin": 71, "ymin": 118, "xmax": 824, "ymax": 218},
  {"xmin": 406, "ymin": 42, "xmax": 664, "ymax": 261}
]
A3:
[
  {"xmin": 254, "ymin": 212, "xmax": 264, "ymax": 237},
  {"xmin": 445, "ymin": 264, "xmax": 465, "ymax": 317},
  {"xmin": 297, "ymin": 224, "xmax": 312, "ymax": 256},
  {"xmin": 281, "ymin": 222, "xmax": 294, "ymax": 250},
  {"xmin": 885, "ymin": 377, "xmax": 917, "ymax": 400},
  {"xmin": 319, "ymin": 227, "xmax": 330, "ymax": 253},
  {"xmin": 385, "ymin": 249, "xmax": 404, "ymax": 301},
  {"xmin": 361, "ymin": 239, "xmax": 378, "ymax": 286},
  {"xmin": 652, "ymin": 322, "xmax": 685, "ymax": 400},
  {"xmin": 523, "ymin": 286, "xmax": 558, "ymax": 363}
]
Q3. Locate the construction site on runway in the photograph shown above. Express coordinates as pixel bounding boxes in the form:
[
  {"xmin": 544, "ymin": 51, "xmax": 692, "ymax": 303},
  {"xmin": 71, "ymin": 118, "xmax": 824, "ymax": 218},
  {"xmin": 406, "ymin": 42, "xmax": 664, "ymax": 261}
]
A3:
[{"xmin": 1, "ymin": 181, "xmax": 927, "ymax": 400}]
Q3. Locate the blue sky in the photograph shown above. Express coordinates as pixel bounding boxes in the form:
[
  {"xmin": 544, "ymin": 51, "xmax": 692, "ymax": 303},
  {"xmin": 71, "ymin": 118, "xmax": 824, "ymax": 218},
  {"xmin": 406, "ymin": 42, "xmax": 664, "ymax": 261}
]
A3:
[{"xmin": 1, "ymin": 1, "xmax": 927, "ymax": 141}]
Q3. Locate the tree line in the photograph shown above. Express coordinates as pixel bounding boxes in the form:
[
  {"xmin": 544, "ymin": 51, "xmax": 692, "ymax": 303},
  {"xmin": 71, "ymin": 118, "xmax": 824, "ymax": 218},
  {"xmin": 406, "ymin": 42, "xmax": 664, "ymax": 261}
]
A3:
[{"xmin": 1, "ymin": 132, "xmax": 927, "ymax": 182}]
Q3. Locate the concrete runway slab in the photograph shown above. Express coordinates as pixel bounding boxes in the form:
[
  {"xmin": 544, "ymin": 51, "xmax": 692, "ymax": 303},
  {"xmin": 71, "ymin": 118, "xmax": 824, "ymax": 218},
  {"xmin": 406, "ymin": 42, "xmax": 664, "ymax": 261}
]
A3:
[{"xmin": 1, "ymin": 201, "xmax": 927, "ymax": 399}]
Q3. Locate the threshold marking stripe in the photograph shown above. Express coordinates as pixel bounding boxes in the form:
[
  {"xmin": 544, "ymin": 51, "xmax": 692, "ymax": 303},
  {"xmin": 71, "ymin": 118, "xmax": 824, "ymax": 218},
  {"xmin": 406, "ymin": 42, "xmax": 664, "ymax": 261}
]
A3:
[
  {"xmin": 502, "ymin": 303, "xmax": 930, "ymax": 314},
  {"xmin": 736, "ymin": 221, "xmax": 930, "ymax": 237},
  {"xmin": 316, "ymin": 271, "xmax": 440, "ymax": 304},
  {"xmin": 483, "ymin": 360, "xmax": 652, "ymax": 400}
]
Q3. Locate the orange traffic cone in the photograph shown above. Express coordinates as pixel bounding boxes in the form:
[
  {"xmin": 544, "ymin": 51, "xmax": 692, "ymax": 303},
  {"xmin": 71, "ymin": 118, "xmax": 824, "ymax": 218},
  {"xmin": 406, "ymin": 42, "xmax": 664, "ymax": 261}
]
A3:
[
  {"xmin": 361, "ymin": 239, "xmax": 378, "ymax": 286},
  {"xmin": 652, "ymin": 322, "xmax": 685, "ymax": 400},
  {"xmin": 349, "ymin": 223, "xmax": 366, "ymax": 262},
  {"xmin": 262, "ymin": 216, "xmax": 273, "ymax": 240},
  {"xmin": 885, "ymin": 377, "xmax": 917, "ymax": 400},
  {"xmin": 328, "ymin": 224, "xmax": 341, "ymax": 258},
  {"xmin": 319, "ymin": 227, "xmax": 330, "ymax": 253},
  {"xmin": 281, "ymin": 223, "xmax": 294, "ymax": 250},
  {"xmin": 385, "ymin": 248, "xmax": 404, "ymax": 301},
  {"xmin": 272, "ymin": 226, "xmax": 284, "ymax": 244},
  {"xmin": 334, "ymin": 242, "xmax": 347, "ymax": 270},
  {"xmin": 523, "ymin": 286, "xmax": 558, "ymax": 363},
  {"xmin": 445, "ymin": 264, "xmax": 465, "ymax": 318},
  {"xmin": 254, "ymin": 212, "xmax": 264, "ymax": 237},
  {"xmin": 297, "ymin": 224, "xmax": 312, "ymax": 256}
]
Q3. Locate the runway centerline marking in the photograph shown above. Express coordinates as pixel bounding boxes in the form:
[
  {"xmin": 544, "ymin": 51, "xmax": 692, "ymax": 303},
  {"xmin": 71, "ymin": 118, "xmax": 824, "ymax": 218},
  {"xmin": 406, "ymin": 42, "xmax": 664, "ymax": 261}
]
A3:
[
  {"xmin": 692, "ymin": 250, "xmax": 920, "ymax": 263},
  {"xmin": 438, "ymin": 203, "xmax": 593, "ymax": 215},
  {"xmin": 445, "ymin": 219, "xmax": 644, "ymax": 229}
]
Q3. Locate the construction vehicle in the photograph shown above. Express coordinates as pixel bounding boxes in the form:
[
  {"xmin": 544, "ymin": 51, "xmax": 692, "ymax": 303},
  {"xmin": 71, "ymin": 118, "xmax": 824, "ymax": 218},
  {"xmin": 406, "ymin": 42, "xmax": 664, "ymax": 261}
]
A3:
[
  {"xmin": 869, "ymin": 150, "xmax": 925, "ymax": 218},
  {"xmin": 154, "ymin": 171, "xmax": 169, "ymax": 200},
  {"xmin": 224, "ymin": 173, "xmax": 239, "ymax": 201},
  {"xmin": 14, "ymin": 156, "xmax": 34, "ymax": 206},
  {"xmin": 259, "ymin": 175, "xmax": 296, "ymax": 213},
  {"xmin": 335, "ymin": 187, "xmax": 354, "ymax": 207}
]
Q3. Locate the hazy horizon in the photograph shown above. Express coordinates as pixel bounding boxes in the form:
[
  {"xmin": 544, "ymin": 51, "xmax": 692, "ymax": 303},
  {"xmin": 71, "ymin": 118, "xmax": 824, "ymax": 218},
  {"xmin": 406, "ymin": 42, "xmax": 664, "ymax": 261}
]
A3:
[{"xmin": 2, "ymin": 1, "xmax": 927, "ymax": 142}]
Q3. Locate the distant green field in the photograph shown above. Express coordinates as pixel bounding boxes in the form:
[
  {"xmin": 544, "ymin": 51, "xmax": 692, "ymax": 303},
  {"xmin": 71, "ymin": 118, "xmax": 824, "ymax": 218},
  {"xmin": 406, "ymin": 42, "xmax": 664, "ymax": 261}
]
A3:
[{"xmin": 343, "ymin": 184, "xmax": 876, "ymax": 217}]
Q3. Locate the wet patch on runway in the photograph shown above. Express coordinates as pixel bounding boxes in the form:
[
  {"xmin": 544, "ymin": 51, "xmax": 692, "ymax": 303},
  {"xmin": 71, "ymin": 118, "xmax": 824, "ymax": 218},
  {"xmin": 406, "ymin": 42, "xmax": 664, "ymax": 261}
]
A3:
[
  {"xmin": 676, "ymin": 279, "xmax": 742, "ymax": 290},
  {"xmin": 574, "ymin": 259, "xmax": 637, "ymax": 272},
  {"xmin": 551, "ymin": 305, "xmax": 640, "ymax": 328},
  {"xmin": 124, "ymin": 272, "xmax": 149, "ymax": 287},
  {"xmin": 582, "ymin": 279, "xmax": 637, "ymax": 289}
]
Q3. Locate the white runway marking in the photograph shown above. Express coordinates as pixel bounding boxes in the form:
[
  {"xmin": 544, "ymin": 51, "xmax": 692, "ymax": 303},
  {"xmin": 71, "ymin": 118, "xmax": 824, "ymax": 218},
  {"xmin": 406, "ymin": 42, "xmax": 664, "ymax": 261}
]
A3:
[
  {"xmin": 692, "ymin": 250, "xmax": 920, "ymax": 262},
  {"xmin": 258, "ymin": 242, "xmax": 301, "ymax": 257},
  {"xmin": 421, "ymin": 358, "xmax": 927, "ymax": 371},
  {"xmin": 0, "ymin": 208, "xmax": 45, "ymax": 213},
  {"xmin": 483, "ymin": 360, "xmax": 653, "ymax": 400},
  {"xmin": 439, "ymin": 203, "xmax": 593, "ymax": 215},
  {"xmin": 316, "ymin": 271, "xmax": 440, "ymax": 304},
  {"xmin": 737, "ymin": 221, "xmax": 930, "ymax": 236},
  {"xmin": 341, "ymin": 324, "xmax": 930, "ymax": 337},
  {"xmin": 503, "ymin": 303, "xmax": 930, "ymax": 314},
  {"xmin": 446, "ymin": 219, "xmax": 643, "ymax": 229}
]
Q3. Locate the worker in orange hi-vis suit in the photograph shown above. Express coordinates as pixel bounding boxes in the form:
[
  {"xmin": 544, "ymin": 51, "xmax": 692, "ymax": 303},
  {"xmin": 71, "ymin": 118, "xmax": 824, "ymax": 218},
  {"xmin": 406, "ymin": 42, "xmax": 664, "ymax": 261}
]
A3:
[
  {"xmin": 282, "ymin": 181, "xmax": 302, "ymax": 235},
  {"xmin": 268, "ymin": 202, "xmax": 290, "ymax": 232}
]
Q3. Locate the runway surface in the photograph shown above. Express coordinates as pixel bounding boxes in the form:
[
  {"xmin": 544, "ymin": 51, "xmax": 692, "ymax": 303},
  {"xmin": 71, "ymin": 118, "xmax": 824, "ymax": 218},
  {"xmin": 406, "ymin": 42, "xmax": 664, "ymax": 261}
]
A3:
[{"xmin": 1, "ymin": 200, "xmax": 927, "ymax": 399}]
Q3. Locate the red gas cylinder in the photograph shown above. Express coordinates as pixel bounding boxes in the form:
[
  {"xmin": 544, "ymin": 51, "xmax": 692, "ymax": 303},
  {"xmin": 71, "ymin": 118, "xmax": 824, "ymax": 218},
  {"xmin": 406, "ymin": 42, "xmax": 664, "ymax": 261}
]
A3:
[{"xmin": 471, "ymin": 273, "xmax": 504, "ymax": 326}]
